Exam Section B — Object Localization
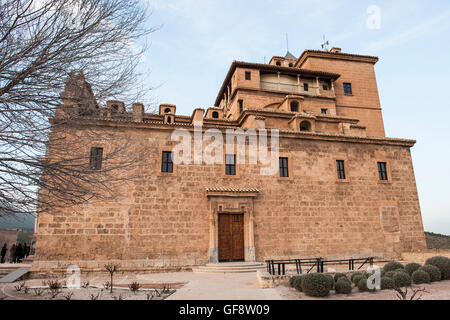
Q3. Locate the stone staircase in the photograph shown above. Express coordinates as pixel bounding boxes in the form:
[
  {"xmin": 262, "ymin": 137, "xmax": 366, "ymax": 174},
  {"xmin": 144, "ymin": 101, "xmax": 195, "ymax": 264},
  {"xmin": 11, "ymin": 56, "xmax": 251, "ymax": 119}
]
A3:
[
  {"xmin": 192, "ymin": 262, "xmax": 266, "ymax": 274},
  {"xmin": 0, "ymin": 264, "xmax": 30, "ymax": 283},
  {"xmin": 0, "ymin": 266, "xmax": 19, "ymax": 278}
]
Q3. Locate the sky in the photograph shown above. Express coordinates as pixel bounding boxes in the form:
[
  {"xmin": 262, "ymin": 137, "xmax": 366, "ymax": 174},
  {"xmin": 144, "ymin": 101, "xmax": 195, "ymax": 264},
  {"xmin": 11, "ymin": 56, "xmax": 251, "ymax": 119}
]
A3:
[{"xmin": 137, "ymin": 0, "xmax": 450, "ymax": 234}]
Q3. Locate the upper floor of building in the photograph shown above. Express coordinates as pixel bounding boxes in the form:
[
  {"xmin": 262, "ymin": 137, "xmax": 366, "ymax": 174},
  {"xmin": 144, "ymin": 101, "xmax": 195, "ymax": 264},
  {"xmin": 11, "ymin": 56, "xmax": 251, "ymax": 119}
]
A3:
[{"xmin": 57, "ymin": 48, "xmax": 392, "ymax": 140}]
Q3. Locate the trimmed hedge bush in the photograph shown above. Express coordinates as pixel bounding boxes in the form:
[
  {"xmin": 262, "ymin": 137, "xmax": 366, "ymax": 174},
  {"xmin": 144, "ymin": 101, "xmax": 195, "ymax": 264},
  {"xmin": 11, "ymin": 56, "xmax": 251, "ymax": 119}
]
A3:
[
  {"xmin": 335, "ymin": 279, "xmax": 352, "ymax": 294},
  {"xmin": 380, "ymin": 276, "xmax": 395, "ymax": 290},
  {"xmin": 292, "ymin": 275, "xmax": 304, "ymax": 292},
  {"xmin": 334, "ymin": 273, "xmax": 347, "ymax": 282},
  {"xmin": 352, "ymin": 275, "xmax": 363, "ymax": 286},
  {"xmin": 324, "ymin": 274, "xmax": 334, "ymax": 290},
  {"xmin": 357, "ymin": 277, "xmax": 375, "ymax": 292},
  {"xmin": 405, "ymin": 263, "xmax": 422, "ymax": 276},
  {"xmin": 395, "ymin": 268, "xmax": 409, "ymax": 274},
  {"xmin": 351, "ymin": 272, "xmax": 363, "ymax": 282},
  {"xmin": 385, "ymin": 271, "xmax": 396, "ymax": 279},
  {"xmin": 301, "ymin": 273, "xmax": 332, "ymax": 297},
  {"xmin": 412, "ymin": 270, "xmax": 430, "ymax": 284},
  {"xmin": 289, "ymin": 276, "xmax": 300, "ymax": 288},
  {"xmin": 425, "ymin": 256, "xmax": 450, "ymax": 280},
  {"xmin": 393, "ymin": 271, "xmax": 412, "ymax": 287},
  {"xmin": 419, "ymin": 265, "xmax": 442, "ymax": 282},
  {"xmin": 383, "ymin": 261, "xmax": 404, "ymax": 272}
]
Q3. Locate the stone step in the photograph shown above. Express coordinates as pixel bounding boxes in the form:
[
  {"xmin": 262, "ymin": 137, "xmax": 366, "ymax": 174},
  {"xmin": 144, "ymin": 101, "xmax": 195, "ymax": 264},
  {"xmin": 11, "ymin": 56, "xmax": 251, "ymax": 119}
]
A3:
[
  {"xmin": 192, "ymin": 262, "xmax": 265, "ymax": 273},
  {"xmin": 205, "ymin": 262, "xmax": 265, "ymax": 268}
]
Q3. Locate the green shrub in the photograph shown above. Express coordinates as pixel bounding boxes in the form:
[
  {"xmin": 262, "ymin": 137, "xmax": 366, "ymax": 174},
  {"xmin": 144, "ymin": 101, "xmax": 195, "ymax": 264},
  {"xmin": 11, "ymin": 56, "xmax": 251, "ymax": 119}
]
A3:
[
  {"xmin": 289, "ymin": 276, "xmax": 300, "ymax": 288},
  {"xmin": 334, "ymin": 273, "xmax": 347, "ymax": 282},
  {"xmin": 324, "ymin": 274, "xmax": 334, "ymax": 290},
  {"xmin": 385, "ymin": 271, "xmax": 396, "ymax": 279},
  {"xmin": 292, "ymin": 275, "xmax": 304, "ymax": 292},
  {"xmin": 425, "ymin": 256, "xmax": 450, "ymax": 280},
  {"xmin": 395, "ymin": 268, "xmax": 409, "ymax": 274},
  {"xmin": 383, "ymin": 261, "xmax": 404, "ymax": 272},
  {"xmin": 393, "ymin": 271, "xmax": 412, "ymax": 287},
  {"xmin": 301, "ymin": 273, "xmax": 332, "ymax": 297},
  {"xmin": 335, "ymin": 279, "xmax": 352, "ymax": 294},
  {"xmin": 380, "ymin": 276, "xmax": 395, "ymax": 290},
  {"xmin": 404, "ymin": 263, "xmax": 422, "ymax": 276},
  {"xmin": 419, "ymin": 265, "xmax": 442, "ymax": 282},
  {"xmin": 351, "ymin": 272, "xmax": 363, "ymax": 282},
  {"xmin": 412, "ymin": 270, "xmax": 430, "ymax": 284},
  {"xmin": 357, "ymin": 277, "xmax": 375, "ymax": 292},
  {"xmin": 352, "ymin": 275, "xmax": 363, "ymax": 286}
]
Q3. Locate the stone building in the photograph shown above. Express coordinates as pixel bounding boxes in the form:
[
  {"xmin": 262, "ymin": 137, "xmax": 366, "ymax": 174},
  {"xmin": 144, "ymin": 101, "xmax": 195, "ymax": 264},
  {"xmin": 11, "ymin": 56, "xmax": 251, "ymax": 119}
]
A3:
[{"xmin": 31, "ymin": 48, "xmax": 426, "ymax": 274}]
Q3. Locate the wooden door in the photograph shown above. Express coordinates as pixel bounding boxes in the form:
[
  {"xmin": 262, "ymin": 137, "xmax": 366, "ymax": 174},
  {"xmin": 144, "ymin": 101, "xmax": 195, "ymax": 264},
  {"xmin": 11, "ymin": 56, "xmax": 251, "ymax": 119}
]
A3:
[{"xmin": 219, "ymin": 214, "xmax": 244, "ymax": 262}]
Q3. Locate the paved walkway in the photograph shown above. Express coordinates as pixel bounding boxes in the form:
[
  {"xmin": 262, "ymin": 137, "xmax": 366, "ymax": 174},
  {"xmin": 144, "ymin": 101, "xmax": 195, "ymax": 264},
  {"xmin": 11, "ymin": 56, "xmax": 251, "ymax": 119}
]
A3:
[{"xmin": 135, "ymin": 272, "xmax": 282, "ymax": 300}]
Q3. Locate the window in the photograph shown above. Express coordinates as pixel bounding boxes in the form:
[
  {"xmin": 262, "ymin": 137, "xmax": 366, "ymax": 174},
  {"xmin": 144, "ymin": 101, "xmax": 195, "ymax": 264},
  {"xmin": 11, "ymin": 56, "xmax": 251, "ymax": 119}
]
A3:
[
  {"xmin": 111, "ymin": 104, "xmax": 118, "ymax": 113},
  {"xmin": 245, "ymin": 71, "xmax": 251, "ymax": 80},
  {"xmin": 290, "ymin": 101, "xmax": 299, "ymax": 112},
  {"xmin": 279, "ymin": 157, "xmax": 289, "ymax": 177},
  {"xmin": 276, "ymin": 61, "xmax": 281, "ymax": 66},
  {"xmin": 300, "ymin": 121, "xmax": 311, "ymax": 132},
  {"xmin": 303, "ymin": 83, "xmax": 309, "ymax": 91},
  {"xmin": 89, "ymin": 147, "xmax": 103, "ymax": 170},
  {"xmin": 336, "ymin": 160, "xmax": 346, "ymax": 180},
  {"xmin": 238, "ymin": 100, "xmax": 243, "ymax": 114},
  {"xmin": 288, "ymin": 63, "xmax": 293, "ymax": 67},
  {"xmin": 161, "ymin": 151, "xmax": 173, "ymax": 173},
  {"xmin": 225, "ymin": 154, "xmax": 236, "ymax": 175},
  {"xmin": 212, "ymin": 111, "xmax": 219, "ymax": 118},
  {"xmin": 377, "ymin": 162, "xmax": 388, "ymax": 181},
  {"xmin": 166, "ymin": 116, "xmax": 171, "ymax": 123},
  {"xmin": 343, "ymin": 83, "xmax": 352, "ymax": 95},
  {"xmin": 321, "ymin": 108, "xmax": 327, "ymax": 114},
  {"xmin": 164, "ymin": 108, "xmax": 171, "ymax": 114},
  {"xmin": 322, "ymin": 84, "xmax": 329, "ymax": 90}
]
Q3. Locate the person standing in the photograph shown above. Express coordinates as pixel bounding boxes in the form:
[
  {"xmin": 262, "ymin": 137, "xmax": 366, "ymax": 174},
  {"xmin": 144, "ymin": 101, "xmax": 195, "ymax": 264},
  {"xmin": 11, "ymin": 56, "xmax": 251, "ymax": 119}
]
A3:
[
  {"xmin": 23, "ymin": 243, "xmax": 28, "ymax": 259},
  {"xmin": 9, "ymin": 244, "xmax": 16, "ymax": 263},
  {"xmin": 16, "ymin": 243, "xmax": 23, "ymax": 263},
  {"xmin": 1, "ymin": 243, "xmax": 7, "ymax": 263}
]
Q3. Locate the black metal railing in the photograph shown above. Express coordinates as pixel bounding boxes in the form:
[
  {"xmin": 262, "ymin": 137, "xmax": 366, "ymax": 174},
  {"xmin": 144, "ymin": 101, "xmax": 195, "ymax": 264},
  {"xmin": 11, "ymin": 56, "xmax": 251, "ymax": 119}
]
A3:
[{"xmin": 265, "ymin": 257, "xmax": 375, "ymax": 276}]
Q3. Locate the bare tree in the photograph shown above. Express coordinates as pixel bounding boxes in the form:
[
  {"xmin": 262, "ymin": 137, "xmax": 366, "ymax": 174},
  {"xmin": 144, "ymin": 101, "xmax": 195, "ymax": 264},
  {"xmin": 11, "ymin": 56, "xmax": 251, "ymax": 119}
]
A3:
[{"xmin": 0, "ymin": 0, "xmax": 158, "ymax": 218}]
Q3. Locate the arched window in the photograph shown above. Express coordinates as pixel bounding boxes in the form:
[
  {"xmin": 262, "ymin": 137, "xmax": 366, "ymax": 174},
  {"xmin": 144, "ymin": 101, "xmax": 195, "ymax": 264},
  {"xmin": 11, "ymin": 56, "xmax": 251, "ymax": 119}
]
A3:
[
  {"xmin": 212, "ymin": 111, "xmax": 219, "ymax": 118},
  {"xmin": 300, "ymin": 121, "xmax": 311, "ymax": 132},
  {"xmin": 276, "ymin": 61, "xmax": 281, "ymax": 66},
  {"xmin": 290, "ymin": 101, "xmax": 299, "ymax": 112},
  {"xmin": 164, "ymin": 108, "xmax": 171, "ymax": 114},
  {"xmin": 111, "ymin": 104, "xmax": 118, "ymax": 113},
  {"xmin": 288, "ymin": 63, "xmax": 293, "ymax": 67},
  {"xmin": 167, "ymin": 116, "xmax": 171, "ymax": 123}
]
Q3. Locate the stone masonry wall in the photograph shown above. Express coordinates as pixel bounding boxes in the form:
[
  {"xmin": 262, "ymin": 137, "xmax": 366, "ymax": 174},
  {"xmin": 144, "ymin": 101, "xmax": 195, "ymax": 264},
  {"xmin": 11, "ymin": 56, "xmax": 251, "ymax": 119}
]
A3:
[{"xmin": 32, "ymin": 124, "xmax": 426, "ymax": 272}]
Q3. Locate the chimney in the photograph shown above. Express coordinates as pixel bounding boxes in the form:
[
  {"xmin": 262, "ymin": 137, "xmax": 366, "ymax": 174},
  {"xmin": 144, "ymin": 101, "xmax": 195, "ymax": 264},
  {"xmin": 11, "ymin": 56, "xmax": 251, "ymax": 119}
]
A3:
[{"xmin": 132, "ymin": 103, "xmax": 144, "ymax": 122}]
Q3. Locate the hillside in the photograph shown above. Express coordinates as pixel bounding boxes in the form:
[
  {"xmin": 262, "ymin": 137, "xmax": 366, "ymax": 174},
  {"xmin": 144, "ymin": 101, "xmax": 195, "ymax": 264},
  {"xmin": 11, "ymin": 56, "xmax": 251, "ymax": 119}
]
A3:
[{"xmin": 425, "ymin": 232, "xmax": 450, "ymax": 250}]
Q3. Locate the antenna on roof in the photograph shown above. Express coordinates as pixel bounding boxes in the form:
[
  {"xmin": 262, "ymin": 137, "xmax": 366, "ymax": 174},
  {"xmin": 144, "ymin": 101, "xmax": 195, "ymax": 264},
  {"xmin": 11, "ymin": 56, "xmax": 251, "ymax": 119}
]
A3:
[{"xmin": 321, "ymin": 34, "xmax": 329, "ymax": 51}]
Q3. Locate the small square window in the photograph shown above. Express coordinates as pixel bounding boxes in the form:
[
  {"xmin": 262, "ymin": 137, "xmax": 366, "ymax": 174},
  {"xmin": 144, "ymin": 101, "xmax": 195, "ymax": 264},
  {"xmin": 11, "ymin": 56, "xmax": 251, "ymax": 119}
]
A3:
[
  {"xmin": 336, "ymin": 160, "xmax": 346, "ymax": 180},
  {"xmin": 321, "ymin": 108, "xmax": 327, "ymax": 114},
  {"xmin": 343, "ymin": 83, "xmax": 352, "ymax": 95},
  {"xmin": 279, "ymin": 157, "xmax": 289, "ymax": 177},
  {"xmin": 89, "ymin": 147, "xmax": 103, "ymax": 170},
  {"xmin": 303, "ymin": 83, "xmax": 309, "ymax": 91},
  {"xmin": 225, "ymin": 154, "xmax": 236, "ymax": 175},
  {"xmin": 161, "ymin": 151, "xmax": 173, "ymax": 173},
  {"xmin": 377, "ymin": 162, "xmax": 388, "ymax": 181},
  {"xmin": 245, "ymin": 71, "xmax": 251, "ymax": 80}
]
